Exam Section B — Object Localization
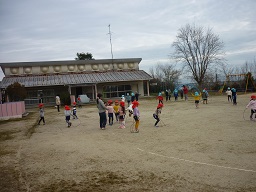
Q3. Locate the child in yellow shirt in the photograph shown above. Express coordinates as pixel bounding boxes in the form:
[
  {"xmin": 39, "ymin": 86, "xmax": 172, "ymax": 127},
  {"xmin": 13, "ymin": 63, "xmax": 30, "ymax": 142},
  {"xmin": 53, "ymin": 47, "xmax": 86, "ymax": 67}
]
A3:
[
  {"xmin": 113, "ymin": 100, "xmax": 120, "ymax": 122},
  {"xmin": 191, "ymin": 91, "xmax": 201, "ymax": 108}
]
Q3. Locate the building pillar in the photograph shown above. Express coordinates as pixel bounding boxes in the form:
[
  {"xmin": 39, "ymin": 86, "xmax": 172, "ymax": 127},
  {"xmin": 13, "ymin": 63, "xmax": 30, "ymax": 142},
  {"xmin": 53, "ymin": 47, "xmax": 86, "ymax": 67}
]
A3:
[
  {"xmin": 94, "ymin": 84, "xmax": 97, "ymax": 100},
  {"xmin": 147, "ymin": 80, "xmax": 150, "ymax": 96},
  {"xmin": 68, "ymin": 85, "xmax": 71, "ymax": 95}
]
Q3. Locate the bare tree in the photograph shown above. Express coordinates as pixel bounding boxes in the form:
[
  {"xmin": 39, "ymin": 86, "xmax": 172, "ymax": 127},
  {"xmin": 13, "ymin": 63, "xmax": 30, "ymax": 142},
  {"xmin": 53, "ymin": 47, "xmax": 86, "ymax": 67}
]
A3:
[
  {"xmin": 172, "ymin": 24, "xmax": 225, "ymax": 87},
  {"xmin": 158, "ymin": 64, "xmax": 181, "ymax": 84},
  {"xmin": 149, "ymin": 67, "xmax": 155, "ymax": 79},
  {"xmin": 149, "ymin": 63, "xmax": 181, "ymax": 92},
  {"xmin": 220, "ymin": 63, "xmax": 235, "ymax": 77}
]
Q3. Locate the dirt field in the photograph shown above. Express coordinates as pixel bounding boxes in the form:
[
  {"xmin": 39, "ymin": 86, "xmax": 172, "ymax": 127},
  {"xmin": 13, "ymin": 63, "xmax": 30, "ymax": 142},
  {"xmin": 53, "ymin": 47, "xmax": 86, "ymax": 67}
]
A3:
[{"xmin": 0, "ymin": 93, "xmax": 256, "ymax": 192}]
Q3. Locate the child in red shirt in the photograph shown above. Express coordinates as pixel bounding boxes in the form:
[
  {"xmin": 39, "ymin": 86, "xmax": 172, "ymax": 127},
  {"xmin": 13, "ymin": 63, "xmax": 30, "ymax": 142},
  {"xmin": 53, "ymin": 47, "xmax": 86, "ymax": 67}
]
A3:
[{"xmin": 157, "ymin": 92, "xmax": 163, "ymax": 104}]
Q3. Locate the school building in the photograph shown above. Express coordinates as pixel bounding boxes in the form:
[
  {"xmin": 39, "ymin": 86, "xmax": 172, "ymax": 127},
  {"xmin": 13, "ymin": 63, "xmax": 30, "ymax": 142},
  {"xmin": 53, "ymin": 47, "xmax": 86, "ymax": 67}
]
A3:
[{"xmin": 0, "ymin": 58, "xmax": 152, "ymax": 105}]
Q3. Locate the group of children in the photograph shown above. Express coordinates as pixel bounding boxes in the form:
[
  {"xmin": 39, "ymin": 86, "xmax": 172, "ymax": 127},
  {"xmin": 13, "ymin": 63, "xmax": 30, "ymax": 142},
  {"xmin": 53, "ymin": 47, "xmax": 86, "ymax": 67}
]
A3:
[
  {"xmin": 38, "ymin": 89, "xmax": 256, "ymax": 130},
  {"xmin": 157, "ymin": 88, "xmax": 209, "ymax": 109},
  {"xmin": 102, "ymin": 97, "xmax": 140, "ymax": 132},
  {"xmin": 64, "ymin": 102, "xmax": 78, "ymax": 127},
  {"xmin": 38, "ymin": 101, "xmax": 78, "ymax": 127},
  {"xmin": 225, "ymin": 87, "xmax": 237, "ymax": 105},
  {"xmin": 95, "ymin": 92, "xmax": 165, "ymax": 132}
]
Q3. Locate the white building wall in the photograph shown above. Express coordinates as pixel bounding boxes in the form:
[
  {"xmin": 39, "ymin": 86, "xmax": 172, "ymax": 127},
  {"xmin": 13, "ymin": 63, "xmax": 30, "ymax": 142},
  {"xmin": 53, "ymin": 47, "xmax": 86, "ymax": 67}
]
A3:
[{"xmin": 137, "ymin": 81, "xmax": 144, "ymax": 96}]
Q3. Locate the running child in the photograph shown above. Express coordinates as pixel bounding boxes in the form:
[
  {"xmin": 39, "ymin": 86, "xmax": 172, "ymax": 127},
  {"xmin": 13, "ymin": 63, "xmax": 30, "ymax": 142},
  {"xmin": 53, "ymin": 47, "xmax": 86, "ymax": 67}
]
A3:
[
  {"xmin": 231, "ymin": 88, "xmax": 237, "ymax": 105},
  {"xmin": 113, "ymin": 100, "xmax": 120, "ymax": 122},
  {"xmin": 173, "ymin": 89, "xmax": 179, "ymax": 101},
  {"xmin": 125, "ymin": 93, "xmax": 131, "ymax": 107},
  {"xmin": 225, "ymin": 87, "xmax": 232, "ymax": 102},
  {"xmin": 131, "ymin": 92, "xmax": 136, "ymax": 102},
  {"xmin": 202, "ymin": 88, "xmax": 209, "ymax": 104},
  {"xmin": 157, "ymin": 92, "xmax": 163, "ymax": 104},
  {"xmin": 191, "ymin": 91, "xmax": 202, "ymax": 108},
  {"xmin": 72, "ymin": 102, "xmax": 78, "ymax": 119},
  {"xmin": 118, "ymin": 101, "xmax": 126, "ymax": 129},
  {"xmin": 64, "ymin": 105, "xmax": 72, "ymax": 127},
  {"xmin": 183, "ymin": 85, "xmax": 189, "ymax": 101},
  {"xmin": 246, "ymin": 95, "xmax": 256, "ymax": 121},
  {"xmin": 38, "ymin": 103, "xmax": 45, "ymax": 125},
  {"xmin": 106, "ymin": 100, "xmax": 114, "ymax": 125},
  {"xmin": 132, "ymin": 100, "xmax": 140, "ymax": 132},
  {"xmin": 153, "ymin": 103, "xmax": 163, "ymax": 127}
]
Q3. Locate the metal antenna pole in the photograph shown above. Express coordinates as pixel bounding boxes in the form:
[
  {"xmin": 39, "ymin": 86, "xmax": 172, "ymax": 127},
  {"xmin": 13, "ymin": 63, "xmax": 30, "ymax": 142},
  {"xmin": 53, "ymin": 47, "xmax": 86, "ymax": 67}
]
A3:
[{"xmin": 108, "ymin": 24, "xmax": 114, "ymax": 60}]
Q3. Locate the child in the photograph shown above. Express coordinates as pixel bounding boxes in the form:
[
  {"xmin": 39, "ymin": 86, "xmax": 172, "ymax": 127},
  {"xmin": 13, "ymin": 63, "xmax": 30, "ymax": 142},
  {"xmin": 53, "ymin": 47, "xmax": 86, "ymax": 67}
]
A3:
[
  {"xmin": 125, "ymin": 93, "xmax": 131, "ymax": 107},
  {"xmin": 246, "ymin": 95, "xmax": 256, "ymax": 120},
  {"xmin": 173, "ymin": 89, "xmax": 179, "ymax": 101},
  {"xmin": 55, "ymin": 95, "xmax": 61, "ymax": 112},
  {"xmin": 225, "ymin": 87, "xmax": 232, "ymax": 102},
  {"xmin": 77, "ymin": 97, "xmax": 82, "ymax": 108},
  {"xmin": 231, "ymin": 88, "xmax": 237, "ymax": 105},
  {"xmin": 191, "ymin": 91, "xmax": 202, "ymax": 108},
  {"xmin": 132, "ymin": 100, "xmax": 140, "ymax": 132},
  {"xmin": 153, "ymin": 103, "xmax": 163, "ymax": 127},
  {"xmin": 118, "ymin": 101, "xmax": 126, "ymax": 129},
  {"xmin": 72, "ymin": 102, "xmax": 78, "ymax": 119},
  {"xmin": 157, "ymin": 92, "xmax": 163, "ymax": 104},
  {"xmin": 202, "ymin": 88, "xmax": 209, "ymax": 104},
  {"xmin": 38, "ymin": 103, "xmax": 45, "ymax": 125},
  {"xmin": 106, "ymin": 100, "xmax": 114, "ymax": 125},
  {"xmin": 168, "ymin": 89, "xmax": 171, "ymax": 100},
  {"xmin": 165, "ymin": 89, "xmax": 169, "ymax": 102},
  {"xmin": 131, "ymin": 92, "xmax": 136, "ymax": 102},
  {"xmin": 183, "ymin": 85, "xmax": 189, "ymax": 101},
  {"xmin": 127, "ymin": 103, "xmax": 133, "ymax": 117},
  {"xmin": 113, "ymin": 100, "xmax": 120, "ymax": 122},
  {"xmin": 121, "ymin": 95, "xmax": 125, "ymax": 102},
  {"xmin": 180, "ymin": 89, "xmax": 184, "ymax": 99},
  {"xmin": 64, "ymin": 105, "xmax": 72, "ymax": 127}
]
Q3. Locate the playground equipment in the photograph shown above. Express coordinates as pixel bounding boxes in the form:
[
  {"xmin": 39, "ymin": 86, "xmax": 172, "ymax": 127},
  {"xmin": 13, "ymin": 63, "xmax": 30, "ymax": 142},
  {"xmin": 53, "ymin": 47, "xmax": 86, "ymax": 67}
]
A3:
[{"xmin": 219, "ymin": 73, "xmax": 256, "ymax": 94}]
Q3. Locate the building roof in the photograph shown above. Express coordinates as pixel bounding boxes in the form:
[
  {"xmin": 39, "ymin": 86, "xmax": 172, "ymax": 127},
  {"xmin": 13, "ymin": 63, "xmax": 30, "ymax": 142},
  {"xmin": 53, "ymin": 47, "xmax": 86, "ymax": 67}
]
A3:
[
  {"xmin": 0, "ymin": 70, "xmax": 152, "ymax": 88},
  {"xmin": 0, "ymin": 58, "xmax": 142, "ymax": 68}
]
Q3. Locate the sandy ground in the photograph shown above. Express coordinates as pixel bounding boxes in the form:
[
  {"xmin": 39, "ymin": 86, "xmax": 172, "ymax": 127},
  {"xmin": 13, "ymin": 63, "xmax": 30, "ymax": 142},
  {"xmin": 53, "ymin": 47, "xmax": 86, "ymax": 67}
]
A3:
[{"xmin": 0, "ymin": 93, "xmax": 256, "ymax": 192}]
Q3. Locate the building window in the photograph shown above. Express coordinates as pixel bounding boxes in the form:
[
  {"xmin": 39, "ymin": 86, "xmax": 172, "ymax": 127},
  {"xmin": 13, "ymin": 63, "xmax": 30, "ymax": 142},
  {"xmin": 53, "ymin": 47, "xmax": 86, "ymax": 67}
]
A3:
[
  {"xmin": 26, "ymin": 89, "xmax": 55, "ymax": 104},
  {"xmin": 103, "ymin": 84, "xmax": 131, "ymax": 98}
]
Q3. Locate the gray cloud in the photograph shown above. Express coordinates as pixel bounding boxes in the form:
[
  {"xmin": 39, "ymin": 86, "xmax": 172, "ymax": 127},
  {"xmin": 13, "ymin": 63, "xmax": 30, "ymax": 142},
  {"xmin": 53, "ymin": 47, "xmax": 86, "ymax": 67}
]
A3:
[{"xmin": 0, "ymin": 0, "xmax": 256, "ymax": 80}]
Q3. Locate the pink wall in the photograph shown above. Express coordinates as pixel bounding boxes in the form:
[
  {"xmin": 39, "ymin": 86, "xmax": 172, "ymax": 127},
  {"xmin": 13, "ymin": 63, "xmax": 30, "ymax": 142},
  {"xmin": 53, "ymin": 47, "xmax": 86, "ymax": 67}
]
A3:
[{"xmin": 0, "ymin": 101, "xmax": 25, "ymax": 119}]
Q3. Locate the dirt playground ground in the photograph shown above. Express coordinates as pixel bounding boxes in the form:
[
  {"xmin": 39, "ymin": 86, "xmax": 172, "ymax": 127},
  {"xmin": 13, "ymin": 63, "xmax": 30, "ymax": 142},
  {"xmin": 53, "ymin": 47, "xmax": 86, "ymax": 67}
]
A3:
[{"xmin": 0, "ymin": 93, "xmax": 256, "ymax": 192}]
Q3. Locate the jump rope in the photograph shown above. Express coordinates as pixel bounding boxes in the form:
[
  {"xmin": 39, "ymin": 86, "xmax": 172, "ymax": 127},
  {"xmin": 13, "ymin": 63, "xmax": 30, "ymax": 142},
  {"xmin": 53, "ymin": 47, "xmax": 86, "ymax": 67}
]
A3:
[{"xmin": 243, "ymin": 108, "xmax": 256, "ymax": 122}]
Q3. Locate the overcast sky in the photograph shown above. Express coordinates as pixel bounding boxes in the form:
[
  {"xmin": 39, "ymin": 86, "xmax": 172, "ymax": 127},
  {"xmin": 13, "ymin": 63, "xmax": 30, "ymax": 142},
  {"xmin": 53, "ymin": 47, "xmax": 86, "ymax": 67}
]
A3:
[{"xmin": 0, "ymin": 0, "xmax": 255, "ymax": 81}]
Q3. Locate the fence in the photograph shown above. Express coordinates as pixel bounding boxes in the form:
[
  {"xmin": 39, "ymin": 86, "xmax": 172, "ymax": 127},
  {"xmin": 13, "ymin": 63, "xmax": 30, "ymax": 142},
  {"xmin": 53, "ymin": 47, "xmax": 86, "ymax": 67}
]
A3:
[
  {"xmin": 0, "ymin": 101, "xmax": 26, "ymax": 120},
  {"xmin": 24, "ymin": 99, "xmax": 40, "ymax": 105}
]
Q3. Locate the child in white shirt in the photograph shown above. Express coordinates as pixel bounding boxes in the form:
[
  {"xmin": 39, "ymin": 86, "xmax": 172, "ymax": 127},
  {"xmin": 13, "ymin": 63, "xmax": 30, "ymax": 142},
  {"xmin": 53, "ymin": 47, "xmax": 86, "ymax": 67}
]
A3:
[
  {"xmin": 246, "ymin": 95, "xmax": 256, "ymax": 120},
  {"xmin": 106, "ymin": 100, "xmax": 114, "ymax": 125}
]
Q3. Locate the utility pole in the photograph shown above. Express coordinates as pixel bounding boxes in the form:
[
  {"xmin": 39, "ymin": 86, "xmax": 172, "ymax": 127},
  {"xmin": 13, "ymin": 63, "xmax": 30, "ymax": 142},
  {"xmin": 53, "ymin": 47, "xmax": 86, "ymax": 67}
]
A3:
[{"xmin": 108, "ymin": 24, "xmax": 114, "ymax": 60}]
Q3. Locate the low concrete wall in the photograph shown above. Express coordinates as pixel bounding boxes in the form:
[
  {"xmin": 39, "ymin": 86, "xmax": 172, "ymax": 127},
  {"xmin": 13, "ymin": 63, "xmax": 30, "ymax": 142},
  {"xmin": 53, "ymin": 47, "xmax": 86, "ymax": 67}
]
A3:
[{"xmin": 0, "ymin": 101, "xmax": 26, "ymax": 120}]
